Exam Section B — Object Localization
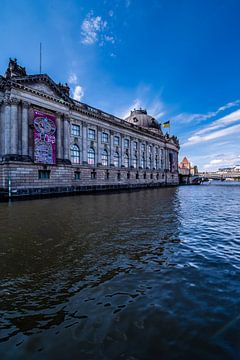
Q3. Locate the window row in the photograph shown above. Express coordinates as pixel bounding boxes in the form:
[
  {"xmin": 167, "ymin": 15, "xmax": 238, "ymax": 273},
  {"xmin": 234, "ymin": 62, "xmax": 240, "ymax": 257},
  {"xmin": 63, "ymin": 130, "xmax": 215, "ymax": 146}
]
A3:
[
  {"xmin": 70, "ymin": 145, "xmax": 166, "ymax": 169},
  {"xmin": 71, "ymin": 126, "xmax": 144, "ymax": 150},
  {"xmin": 39, "ymin": 169, "xmax": 167, "ymax": 181}
]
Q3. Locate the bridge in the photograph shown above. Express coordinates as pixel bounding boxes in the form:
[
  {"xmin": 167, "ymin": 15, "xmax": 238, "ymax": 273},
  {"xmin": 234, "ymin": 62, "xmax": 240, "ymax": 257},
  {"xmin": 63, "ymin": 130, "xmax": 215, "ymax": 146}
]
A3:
[{"xmin": 198, "ymin": 171, "xmax": 240, "ymax": 181}]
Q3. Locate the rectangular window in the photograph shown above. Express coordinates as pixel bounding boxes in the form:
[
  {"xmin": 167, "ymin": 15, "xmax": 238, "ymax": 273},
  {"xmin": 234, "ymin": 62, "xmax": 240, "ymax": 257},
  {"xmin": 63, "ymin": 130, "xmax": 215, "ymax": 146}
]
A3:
[
  {"xmin": 124, "ymin": 139, "xmax": 129, "ymax": 148},
  {"xmin": 91, "ymin": 171, "xmax": 96, "ymax": 180},
  {"xmin": 141, "ymin": 144, "xmax": 145, "ymax": 151},
  {"xmin": 38, "ymin": 170, "xmax": 50, "ymax": 179},
  {"xmin": 127, "ymin": 172, "xmax": 130, "ymax": 179},
  {"xmin": 105, "ymin": 170, "xmax": 109, "ymax": 180},
  {"xmin": 71, "ymin": 124, "xmax": 80, "ymax": 136},
  {"xmin": 114, "ymin": 136, "xmax": 120, "ymax": 146},
  {"xmin": 74, "ymin": 171, "xmax": 81, "ymax": 180},
  {"xmin": 88, "ymin": 128, "xmax": 96, "ymax": 140},
  {"xmin": 117, "ymin": 172, "xmax": 121, "ymax": 181},
  {"xmin": 101, "ymin": 132, "xmax": 109, "ymax": 143},
  {"xmin": 143, "ymin": 172, "xmax": 147, "ymax": 179},
  {"xmin": 133, "ymin": 141, "xmax": 137, "ymax": 150}
]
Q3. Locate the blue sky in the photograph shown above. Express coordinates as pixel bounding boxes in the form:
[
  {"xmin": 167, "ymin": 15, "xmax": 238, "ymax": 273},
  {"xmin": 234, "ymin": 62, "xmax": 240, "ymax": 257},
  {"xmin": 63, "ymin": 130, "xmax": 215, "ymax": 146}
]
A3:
[{"xmin": 1, "ymin": 0, "xmax": 240, "ymax": 170}]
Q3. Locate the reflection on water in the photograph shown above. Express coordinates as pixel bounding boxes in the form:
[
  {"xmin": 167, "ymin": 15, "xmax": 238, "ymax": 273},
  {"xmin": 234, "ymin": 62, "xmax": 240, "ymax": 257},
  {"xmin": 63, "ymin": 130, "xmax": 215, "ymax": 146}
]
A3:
[{"xmin": 0, "ymin": 186, "xmax": 240, "ymax": 359}]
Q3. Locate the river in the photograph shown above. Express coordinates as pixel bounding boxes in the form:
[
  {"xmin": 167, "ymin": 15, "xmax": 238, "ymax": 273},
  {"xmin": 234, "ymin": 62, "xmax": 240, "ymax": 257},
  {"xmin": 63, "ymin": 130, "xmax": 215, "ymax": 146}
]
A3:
[{"xmin": 0, "ymin": 184, "xmax": 240, "ymax": 359}]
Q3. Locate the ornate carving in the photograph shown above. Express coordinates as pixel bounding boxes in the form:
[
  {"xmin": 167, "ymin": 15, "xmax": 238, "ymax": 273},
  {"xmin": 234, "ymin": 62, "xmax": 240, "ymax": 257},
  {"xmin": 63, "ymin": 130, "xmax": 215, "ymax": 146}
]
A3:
[
  {"xmin": 10, "ymin": 97, "xmax": 20, "ymax": 105},
  {"xmin": 22, "ymin": 100, "xmax": 30, "ymax": 108},
  {"xmin": 5, "ymin": 58, "xmax": 27, "ymax": 79}
]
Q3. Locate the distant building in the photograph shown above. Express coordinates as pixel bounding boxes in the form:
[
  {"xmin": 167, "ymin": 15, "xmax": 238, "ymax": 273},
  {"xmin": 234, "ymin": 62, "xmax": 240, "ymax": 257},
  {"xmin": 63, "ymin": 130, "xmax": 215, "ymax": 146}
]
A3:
[
  {"xmin": 217, "ymin": 166, "xmax": 240, "ymax": 173},
  {"xmin": 179, "ymin": 157, "xmax": 198, "ymax": 176},
  {"xmin": 0, "ymin": 58, "xmax": 180, "ymax": 199}
]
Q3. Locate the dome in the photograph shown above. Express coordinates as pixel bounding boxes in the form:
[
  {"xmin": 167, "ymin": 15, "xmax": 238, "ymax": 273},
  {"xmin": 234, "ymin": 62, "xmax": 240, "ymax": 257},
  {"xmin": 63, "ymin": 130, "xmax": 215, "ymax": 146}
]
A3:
[{"xmin": 125, "ymin": 109, "xmax": 162, "ymax": 133}]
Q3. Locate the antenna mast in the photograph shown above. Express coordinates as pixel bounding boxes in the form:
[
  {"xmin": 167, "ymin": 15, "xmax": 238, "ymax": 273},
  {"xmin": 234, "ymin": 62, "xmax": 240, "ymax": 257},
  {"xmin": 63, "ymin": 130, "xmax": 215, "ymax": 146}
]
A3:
[{"xmin": 40, "ymin": 42, "xmax": 42, "ymax": 74}]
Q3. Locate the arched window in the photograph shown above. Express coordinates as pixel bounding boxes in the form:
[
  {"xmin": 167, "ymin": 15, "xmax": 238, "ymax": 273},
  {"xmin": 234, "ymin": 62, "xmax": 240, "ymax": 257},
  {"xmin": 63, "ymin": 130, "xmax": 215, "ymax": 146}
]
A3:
[
  {"xmin": 101, "ymin": 149, "xmax": 108, "ymax": 166},
  {"xmin": 124, "ymin": 153, "xmax": 129, "ymax": 168},
  {"xmin": 149, "ymin": 154, "xmax": 152, "ymax": 169},
  {"xmin": 169, "ymin": 153, "xmax": 173, "ymax": 172},
  {"xmin": 70, "ymin": 144, "xmax": 80, "ymax": 164},
  {"xmin": 132, "ymin": 155, "xmax": 137, "ymax": 168},
  {"xmin": 160, "ymin": 149, "xmax": 164, "ymax": 169},
  {"xmin": 88, "ymin": 147, "xmax": 95, "ymax": 165},
  {"xmin": 114, "ymin": 152, "xmax": 120, "ymax": 167}
]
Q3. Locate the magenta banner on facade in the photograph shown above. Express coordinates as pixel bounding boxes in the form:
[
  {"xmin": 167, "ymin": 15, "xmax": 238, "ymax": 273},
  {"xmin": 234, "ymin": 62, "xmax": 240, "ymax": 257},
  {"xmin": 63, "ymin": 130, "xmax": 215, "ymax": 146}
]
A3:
[{"xmin": 33, "ymin": 110, "xmax": 56, "ymax": 164}]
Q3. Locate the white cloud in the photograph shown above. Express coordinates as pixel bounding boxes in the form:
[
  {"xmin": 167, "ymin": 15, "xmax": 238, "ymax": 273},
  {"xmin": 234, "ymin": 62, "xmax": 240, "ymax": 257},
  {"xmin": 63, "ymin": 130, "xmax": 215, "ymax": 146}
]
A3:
[
  {"xmin": 104, "ymin": 35, "xmax": 115, "ymax": 44},
  {"xmin": 68, "ymin": 72, "xmax": 78, "ymax": 85},
  {"xmin": 119, "ymin": 98, "xmax": 165, "ymax": 121},
  {"xmin": 81, "ymin": 11, "xmax": 114, "ymax": 46},
  {"xmin": 73, "ymin": 85, "xmax": 84, "ymax": 102},
  {"xmin": 195, "ymin": 109, "xmax": 240, "ymax": 136},
  {"xmin": 183, "ymin": 123, "xmax": 240, "ymax": 147},
  {"xmin": 174, "ymin": 99, "xmax": 240, "ymax": 124},
  {"xmin": 203, "ymin": 154, "xmax": 240, "ymax": 171}
]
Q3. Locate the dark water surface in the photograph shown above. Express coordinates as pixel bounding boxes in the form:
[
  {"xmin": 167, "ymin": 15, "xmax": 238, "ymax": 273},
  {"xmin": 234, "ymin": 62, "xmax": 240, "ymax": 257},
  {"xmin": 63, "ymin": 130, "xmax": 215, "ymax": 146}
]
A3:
[{"xmin": 0, "ymin": 185, "xmax": 240, "ymax": 360}]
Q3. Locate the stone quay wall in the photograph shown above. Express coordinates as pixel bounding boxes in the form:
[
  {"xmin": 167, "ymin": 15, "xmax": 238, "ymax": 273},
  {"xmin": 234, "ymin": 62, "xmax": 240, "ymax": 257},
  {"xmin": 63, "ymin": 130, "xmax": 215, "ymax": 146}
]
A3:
[{"xmin": 0, "ymin": 162, "xmax": 179, "ymax": 199}]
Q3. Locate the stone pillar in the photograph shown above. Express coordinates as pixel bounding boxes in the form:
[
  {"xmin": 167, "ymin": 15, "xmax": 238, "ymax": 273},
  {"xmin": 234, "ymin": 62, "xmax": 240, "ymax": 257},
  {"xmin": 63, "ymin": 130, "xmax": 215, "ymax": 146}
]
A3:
[
  {"xmin": 0, "ymin": 103, "xmax": 4, "ymax": 157},
  {"xmin": 110, "ymin": 130, "xmax": 114, "ymax": 166},
  {"xmin": 129, "ymin": 137, "xmax": 133, "ymax": 168},
  {"xmin": 10, "ymin": 98, "xmax": 19, "ymax": 155},
  {"xmin": 63, "ymin": 115, "xmax": 70, "ymax": 161},
  {"xmin": 137, "ymin": 140, "xmax": 141, "ymax": 168},
  {"xmin": 165, "ymin": 147, "xmax": 169, "ymax": 171},
  {"xmin": 121, "ymin": 134, "xmax": 125, "ymax": 167},
  {"xmin": 152, "ymin": 146, "xmax": 156, "ymax": 170},
  {"xmin": 4, "ymin": 99, "xmax": 11, "ymax": 155},
  {"xmin": 82, "ymin": 121, "xmax": 88, "ymax": 165},
  {"xmin": 146, "ymin": 142, "xmax": 149, "ymax": 169},
  {"xmin": 22, "ymin": 101, "xmax": 29, "ymax": 157},
  {"xmin": 97, "ymin": 126, "xmax": 102, "ymax": 166},
  {"xmin": 56, "ymin": 113, "xmax": 63, "ymax": 160}
]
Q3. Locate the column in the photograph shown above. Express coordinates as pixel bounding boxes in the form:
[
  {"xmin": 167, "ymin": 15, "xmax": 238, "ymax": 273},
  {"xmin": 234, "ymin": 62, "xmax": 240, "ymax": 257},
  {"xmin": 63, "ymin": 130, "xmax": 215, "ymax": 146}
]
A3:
[
  {"xmin": 22, "ymin": 101, "xmax": 29, "ymax": 157},
  {"xmin": 56, "ymin": 113, "xmax": 63, "ymax": 160},
  {"xmin": 4, "ymin": 99, "xmax": 11, "ymax": 155},
  {"xmin": 152, "ymin": 146, "xmax": 156, "ymax": 170},
  {"xmin": 0, "ymin": 103, "xmax": 4, "ymax": 157},
  {"xmin": 110, "ymin": 130, "xmax": 114, "ymax": 166},
  {"xmin": 121, "ymin": 134, "xmax": 125, "ymax": 167},
  {"xmin": 63, "ymin": 115, "xmax": 70, "ymax": 161},
  {"xmin": 10, "ymin": 98, "xmax": 19, "ymax": 155},
  {"xmin": 137, "ymin": 140, "xmax": 141, "ymax": 168},
  {"xmin": 130, "ymin": 137, "xmax": 133, "ymax": 168},
  {"xmin": 146, "ymin": 142, "xmax": 149, "ymax": 169},
  {"xmin": 82, "ymin": 121, "xmax": 88, "ymax": 165},
  {"xmin": 97, "ymin": 126, "xmax": 102, "ymax": 166}
]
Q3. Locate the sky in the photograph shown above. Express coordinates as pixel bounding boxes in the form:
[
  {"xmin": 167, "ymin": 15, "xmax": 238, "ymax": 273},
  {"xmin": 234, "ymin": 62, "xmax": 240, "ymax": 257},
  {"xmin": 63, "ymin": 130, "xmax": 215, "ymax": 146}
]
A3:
[{"xmin": 0, "ymin": 0, "xmax": 240, "ymax": 171}]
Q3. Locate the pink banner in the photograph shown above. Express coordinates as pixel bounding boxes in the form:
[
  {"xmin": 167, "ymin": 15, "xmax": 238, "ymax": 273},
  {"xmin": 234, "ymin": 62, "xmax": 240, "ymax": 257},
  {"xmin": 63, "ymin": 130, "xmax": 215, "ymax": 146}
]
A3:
[{"xmin": 33, "ymin": 110, "xmax": 56, "ymax": 164}]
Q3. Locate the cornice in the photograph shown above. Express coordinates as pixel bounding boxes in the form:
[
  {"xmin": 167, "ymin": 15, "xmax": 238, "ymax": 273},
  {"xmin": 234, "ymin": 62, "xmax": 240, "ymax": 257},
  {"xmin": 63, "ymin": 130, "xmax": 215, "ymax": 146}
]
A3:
[{"xmin": 2, "ymin": 78, "xmax": 179, "ymax": 150}]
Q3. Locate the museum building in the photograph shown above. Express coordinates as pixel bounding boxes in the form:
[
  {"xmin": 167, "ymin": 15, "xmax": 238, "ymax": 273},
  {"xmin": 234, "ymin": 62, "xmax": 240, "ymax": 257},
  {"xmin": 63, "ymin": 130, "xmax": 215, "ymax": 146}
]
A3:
[{"xmin": 0, "ymin": 58, "xmax": 179, "ymax": 198}]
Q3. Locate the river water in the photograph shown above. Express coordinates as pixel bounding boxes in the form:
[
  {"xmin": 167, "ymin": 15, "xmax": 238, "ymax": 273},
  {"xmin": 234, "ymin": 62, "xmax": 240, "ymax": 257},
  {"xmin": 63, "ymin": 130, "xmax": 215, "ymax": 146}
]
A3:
[{"xmin": 0, "ymin": 184, "xmax": 240, "ymax": 360}]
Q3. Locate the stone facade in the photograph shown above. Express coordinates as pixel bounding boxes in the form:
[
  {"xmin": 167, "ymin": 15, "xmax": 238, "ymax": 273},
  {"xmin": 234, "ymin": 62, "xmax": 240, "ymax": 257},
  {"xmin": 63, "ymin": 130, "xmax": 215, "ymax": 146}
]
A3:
[{"xmin": 0, "ymin": 58, "xmax": 179, "ymax": 199}]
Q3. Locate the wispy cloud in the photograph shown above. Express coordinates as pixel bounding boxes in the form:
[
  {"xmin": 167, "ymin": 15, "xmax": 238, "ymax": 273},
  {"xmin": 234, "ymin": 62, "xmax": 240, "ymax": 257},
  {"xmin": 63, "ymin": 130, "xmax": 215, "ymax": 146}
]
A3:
[
  {"xmin": 73, "ymin": 85, "xmax": 84, "ymax": 101},
  {"xmin": 68, "ymin": 72, "xmax": 78, "ymax": 85},
  {"xmin": 203, "ymin": 154, "xmax": 240, "ymax": 170},
  {"xmin": 81, "ymin": 11, "xmax": 114, "ymax": 46},
  {"xmin": 195, "ymin": 109, "xmax": 240, "ymax": 135},
  {"xmin": 119, "ymin": 98, "xmax": 165, "ymax": 120},
  {"xmin": 174, "ymin": 99, "xmax": 240, "ymax": 124},
  {"xmin": 183, "ymin": 123, "xmax": 240, "ymax": 147},
  {"xmin": 68, "ymin": 72, "xmax": 84, "ymax": 101}
]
